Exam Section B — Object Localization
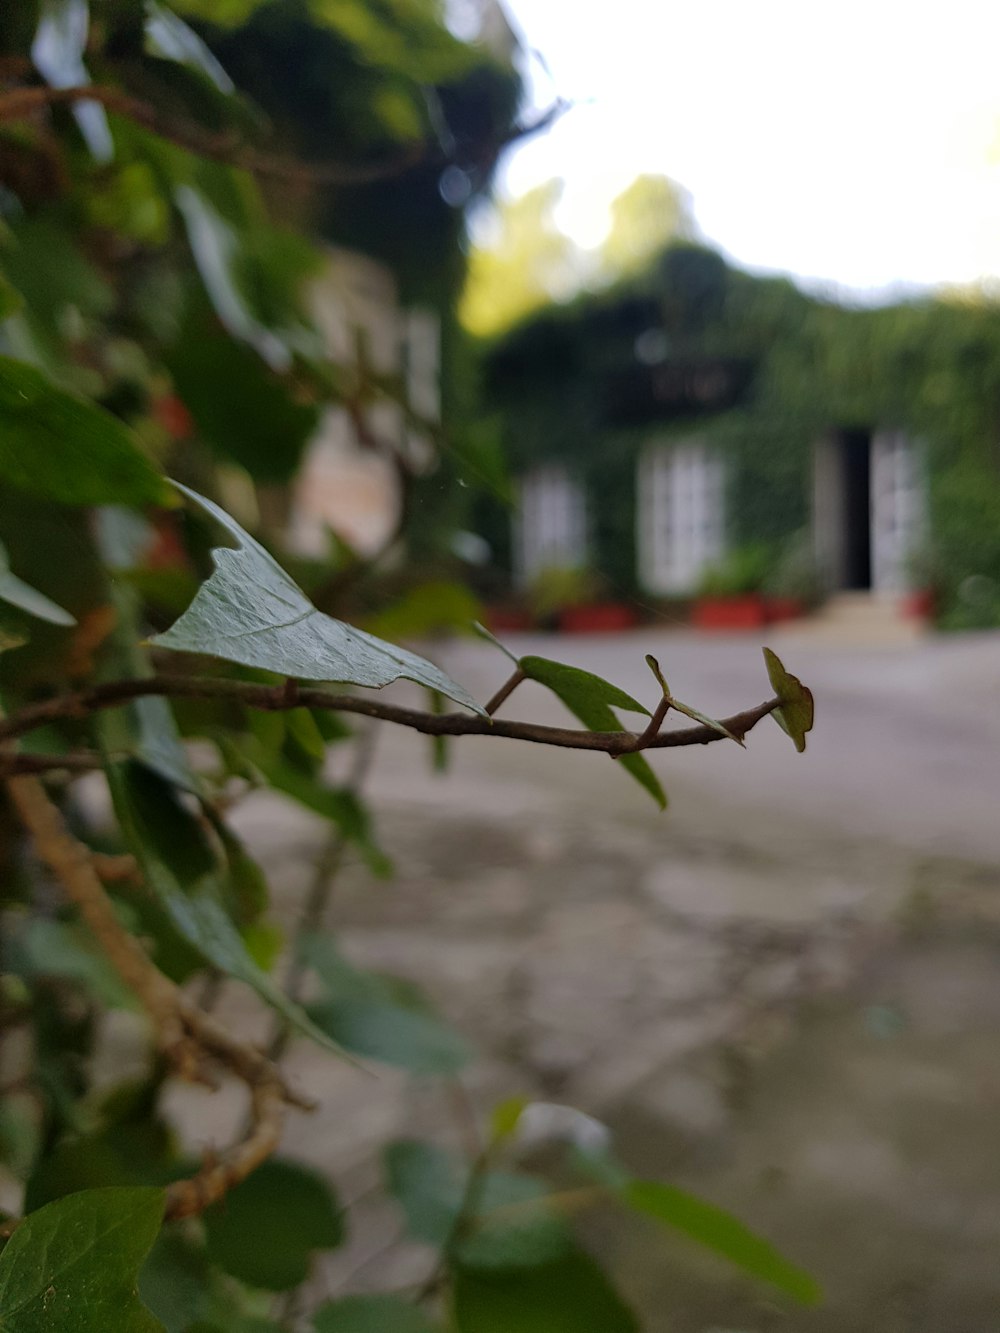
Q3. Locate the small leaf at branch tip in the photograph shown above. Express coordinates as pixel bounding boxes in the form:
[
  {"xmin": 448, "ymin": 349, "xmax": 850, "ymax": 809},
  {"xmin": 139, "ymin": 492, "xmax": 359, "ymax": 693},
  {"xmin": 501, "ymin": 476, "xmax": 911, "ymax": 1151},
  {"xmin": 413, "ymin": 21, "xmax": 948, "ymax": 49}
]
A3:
[
  {"xmin": 762, "ymin": 646, "xmax": 814, "ymax": 754},
  {"xmin": 471, "ymin": 619, "xmax": 520, "ymax": 664},
  {"xmin": 644, "ymin": 653, "xmax": 669, "ymax": 696}
]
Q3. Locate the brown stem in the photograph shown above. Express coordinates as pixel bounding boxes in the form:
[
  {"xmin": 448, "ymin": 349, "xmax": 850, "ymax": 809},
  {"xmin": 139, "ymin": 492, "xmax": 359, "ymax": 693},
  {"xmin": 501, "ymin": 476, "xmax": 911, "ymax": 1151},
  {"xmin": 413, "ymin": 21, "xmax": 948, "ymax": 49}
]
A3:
[
  {"xmin": 0, "ymin": 751, "xmax": 103, "ymax": 776},
  {"xmin": 0, "ymin": 674, "xmax": 779, "ymax": 755},
  {"xmin": 4, "ymin": 772, "xmax": 312, "ymax": 1227},
  {"xmin": 483, "ymin": 667, "xmax": 525, "ymax": 717},
  {"xmin": 636, "ymin": 695, "xmax": 671, "ymax": 750}
]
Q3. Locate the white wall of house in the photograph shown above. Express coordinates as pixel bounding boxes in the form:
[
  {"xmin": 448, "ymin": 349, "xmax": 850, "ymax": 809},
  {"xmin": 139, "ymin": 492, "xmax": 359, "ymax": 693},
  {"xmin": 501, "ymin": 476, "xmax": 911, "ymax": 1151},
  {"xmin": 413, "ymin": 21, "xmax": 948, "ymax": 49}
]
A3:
[
  {"xmin": 637, "ymin": 440, "xmax": 725, "ymax": 594},
  {"xmin": 515, "ymin": 464, "xmax": 588, "ymax": 584}
]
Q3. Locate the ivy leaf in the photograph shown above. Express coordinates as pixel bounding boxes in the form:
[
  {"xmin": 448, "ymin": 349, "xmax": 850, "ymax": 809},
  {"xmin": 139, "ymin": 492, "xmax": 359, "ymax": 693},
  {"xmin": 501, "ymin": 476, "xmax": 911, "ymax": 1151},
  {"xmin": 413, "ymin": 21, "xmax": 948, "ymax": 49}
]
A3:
[
  {"xmin": 313, "ymin": 1295, "xmax": 441, "ymax": 1333},
  {"xmin": 203, "ymin": 1160, "xmax": 343, "ymax": 1292},
  {"xmin": 666, "ymin": 695, "xmax": 743, "ymax": 745},
  {"xmin": 622, "ymin": 1179, "xmax": 822, "ymax": 1306},
  {"xmin": 384, "ymin": 1141, "xmax": 572, "ymax": 1269},
  {"xmin": 303, "ymin": 934, "xmax": 470, "ymax": 1074},
  {"xmin": 762, "ymin": 647, "xmax": 814, "ymax": 753},
  {"xmin": 152, "ymin": 484, "xmax": 484, "ymax": 715},
  {"xmin": 0, "ymin": 1186, "xmax": 166, "ymax": 1332},
  {"xmin": 0, "ymin": 358, "xmax": 171, "ymax": 508},
  {"xmin": 519, "ymin": 656, "xmax": 665, "ymax": 809},
  {"xmin": 0, "ymin": 541, "xmax": 74, "ymax": 627},
  {"xmin": 105, "ymin": 762, "xmax": 343, "ymax": 1054},
  {"xmin": 452, "ymin": 1251, "xmax": 638, "ymax": 1332}
]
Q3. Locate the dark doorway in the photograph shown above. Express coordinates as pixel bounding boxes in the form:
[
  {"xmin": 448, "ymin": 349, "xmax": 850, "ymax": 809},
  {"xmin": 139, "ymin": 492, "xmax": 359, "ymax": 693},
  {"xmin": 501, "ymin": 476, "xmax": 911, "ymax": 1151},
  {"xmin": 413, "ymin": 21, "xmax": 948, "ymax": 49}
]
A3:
[{"xmin": 839, "ymin": 429, "xmax": 871, "ymax": 590}]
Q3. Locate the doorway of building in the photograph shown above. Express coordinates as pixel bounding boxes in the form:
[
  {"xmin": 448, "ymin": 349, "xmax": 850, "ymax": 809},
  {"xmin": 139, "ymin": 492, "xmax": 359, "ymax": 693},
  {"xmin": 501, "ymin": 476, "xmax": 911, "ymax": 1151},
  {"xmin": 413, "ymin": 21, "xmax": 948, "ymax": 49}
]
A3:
[{"xmin": 814, "ymin": 428, "xmax": 926, "ymax": 596}]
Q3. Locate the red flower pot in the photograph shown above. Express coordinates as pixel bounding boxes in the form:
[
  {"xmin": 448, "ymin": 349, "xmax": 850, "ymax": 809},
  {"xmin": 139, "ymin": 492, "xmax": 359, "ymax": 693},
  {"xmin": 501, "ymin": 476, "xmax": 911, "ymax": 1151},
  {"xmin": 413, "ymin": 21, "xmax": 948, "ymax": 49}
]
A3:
[
  {"xmin": 692, "ymin": 595, "xmax": 767, "ymax": 630},
  {"xmin": 558, "ymin": 603, "xmax": 639, "ymax": 634},
  {"xmin": 485, "ymin": 607, "xmax": 535, "ymax": 632},
  {"xmin": 764, "ymin": 597, "xmax": 803, "ymax": 624}
]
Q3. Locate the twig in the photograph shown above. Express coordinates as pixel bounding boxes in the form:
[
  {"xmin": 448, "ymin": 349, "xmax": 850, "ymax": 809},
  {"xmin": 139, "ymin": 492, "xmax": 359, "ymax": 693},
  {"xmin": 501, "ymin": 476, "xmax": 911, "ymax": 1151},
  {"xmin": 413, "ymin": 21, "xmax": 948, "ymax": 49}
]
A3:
[
  {"xmin": 0, "ymin": 84, "xmax": 424, "ymax": 185},
  {"xmin": 0, "ymin": 84, "xmax": 567, "ymax": 188},
  {"xmin": 0, "ymin": 751, "xmax": 103, "ymax": 776},
  {"xmin": 266, "ymin": 720, "xmax": 379, "ymax": 1063},
  {"xmin": 483, "ymin": 667, "xmax": 525, "ymax": 717},
  {"xmin": 4, "ymin": 772, "xmax": 312, "ymax": 1225},
  {"xmin": 0, "ymin": 674, "xmax": 779, "ymax": 755}
]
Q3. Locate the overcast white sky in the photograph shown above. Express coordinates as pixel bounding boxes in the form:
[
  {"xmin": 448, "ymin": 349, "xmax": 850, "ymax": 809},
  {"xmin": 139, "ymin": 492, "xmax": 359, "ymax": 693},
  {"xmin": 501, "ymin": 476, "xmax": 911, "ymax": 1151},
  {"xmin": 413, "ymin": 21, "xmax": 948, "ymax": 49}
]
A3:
[{"xmin": 492, "ymin": 0, "xmax": 1000, "ymax": 299}]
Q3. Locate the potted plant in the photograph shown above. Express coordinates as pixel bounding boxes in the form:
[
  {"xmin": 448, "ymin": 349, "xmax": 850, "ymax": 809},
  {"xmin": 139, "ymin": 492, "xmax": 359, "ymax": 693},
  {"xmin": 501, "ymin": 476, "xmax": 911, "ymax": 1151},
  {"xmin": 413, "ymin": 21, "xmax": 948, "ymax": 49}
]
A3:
[
  {"xmin": 761, "ymin": 531, "xmax": 820, "ymax": 623},
  {"xmin": 527, "ymin": 566, "xmax": 640, "ymax": 633},
  {"xmin": 692, "ymin": 545, "xmax": 771, "ymax": 630}
]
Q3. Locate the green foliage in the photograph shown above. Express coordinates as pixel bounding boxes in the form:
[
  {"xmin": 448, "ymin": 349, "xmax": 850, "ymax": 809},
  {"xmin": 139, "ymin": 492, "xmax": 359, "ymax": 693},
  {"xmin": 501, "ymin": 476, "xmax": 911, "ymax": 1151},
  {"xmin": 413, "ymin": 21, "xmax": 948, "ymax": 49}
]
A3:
[
  {"xmin": 203, "ymin": 1159, "xmax": 343, "ymax": 1291},
  {"xmin": 0, "ymin": 541, "xmax": 75, "ymax": 627},
  {"xmin": 313, "ymin": 1294, "xmax": 441, "ymax": 1333},
  {"xmin": 303, "ymin": 933, "xmax": 472, "ymax": 1074},
  {"xmin": 384, "ymin": 1140, "xmax": 573, "ymax": 1269},
  {"xmin": 0, "ymin": 1188, "xmax": 166, "ymax": 1333},
  {"xmin": 0, "ymin": 359, "xmax": 171, "ymax": 508},
  {"xmin": 451, "ymin": 1252, "xmax": 639, "ymax": 1333},
  {"xmin": 622, "ymin": 1180, "xmax": 822, "ymax": 1306},
  {"xmin": 517, "ymin": 656, "xmax": 665, "ymax": 809},
  {"xmin": 0, "ymin": 5, "xmax": 820, "ymax": 1330},
  {"xmin": 763, "ymin": 646, "xmax": 815, "ymax": 753},
  {"xmin": 153, "ymin": 485, "xmax": 484, "ymax": 713},
  {"xmin": 106, "ymin": 761, "xmax": 338, "ymax": 1050}
]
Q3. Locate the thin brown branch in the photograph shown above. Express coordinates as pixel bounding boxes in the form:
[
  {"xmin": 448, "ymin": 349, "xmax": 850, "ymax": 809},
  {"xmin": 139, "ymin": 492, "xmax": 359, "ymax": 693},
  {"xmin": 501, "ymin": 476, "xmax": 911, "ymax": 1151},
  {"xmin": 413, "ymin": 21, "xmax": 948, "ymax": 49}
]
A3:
[
  {"xmin": 0, "ymin": 674, "xmax": 779, "ymax": 754},
  {"xmin": 163, "ymin": 1077, "xmax": 284, "ymax": 1220},
  {"xmin": 4, "ymin": 771, "xmax": 312, "ymax": 1227},
  {"xmin": 6, "ymin": 774, "xmax": 181, "ymax": 1038},
  {"xmin": 636, "ymin": 695, "xmax": 671, "ymax": 749},
  {"xmin": 0, "ymin": 751, "xmax": 102, "ymax": 776},
  {"xmin": 483, "ymin": 666, "xmax": 525, "ymax": 717},
  {"xmin": 0, "ymin": 84, "xmax": 423, "ymax": 184}
]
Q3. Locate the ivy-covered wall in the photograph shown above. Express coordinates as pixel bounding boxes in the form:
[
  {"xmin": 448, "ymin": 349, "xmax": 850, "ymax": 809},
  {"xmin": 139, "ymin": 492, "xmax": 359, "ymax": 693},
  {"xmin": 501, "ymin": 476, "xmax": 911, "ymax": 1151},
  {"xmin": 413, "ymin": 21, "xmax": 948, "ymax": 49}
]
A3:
[{"xmin": 480, "ymin": 244, "xmax": 1000, "ymax": 624}]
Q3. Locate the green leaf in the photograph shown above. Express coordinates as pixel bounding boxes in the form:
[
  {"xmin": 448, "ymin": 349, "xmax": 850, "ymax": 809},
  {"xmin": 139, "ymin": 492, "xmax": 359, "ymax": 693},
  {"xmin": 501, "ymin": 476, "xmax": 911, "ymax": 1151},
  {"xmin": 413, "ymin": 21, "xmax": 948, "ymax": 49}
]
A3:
[
  {"xmin": 144, "ymin": 2, "xmax": 235, "ymax": 93},
  {"xmin": 138, "ymin": 1230, "xmax": 213, "ymax": 1333},
  {"xmin": 248, "ymin": 749, "xmax": 392, "ymax": 878},
  {"xmin": 152, "ymin": 484, "xmax": 484, "ymax": 714},
  {"xmin": 365, "ymin": 583, "xmax": 483, "ymax": 642},
  {"xmin": 313, "ymin": 1295, "xmax": 441, "ymax": 1333},
  {"xmin": 203, "ymin": 1160, "xmax": 343, "ymax": 1292},
  {"xmin": 452, "ymin": 1251, "xmax": 638, "ymax": 1332},
  {"xmin": 471, "ymin": 621, "xmax": 519, "ymax": 665},
  {"xmin": 0, "ymin": 358, "xmax": 170, "ymax": 507},
  {"xmin": 309, "ymin": 999, "xmax": 470, "ymax": 1075},
  {"xmin": 518, "ymin": 656, "xmax": 665, "ymax": 809},
  {"xmin": 164, "ymin": 308, "xmax": 317, "ymax": 483},
  {"xmin": 0, "ymin": 540, "xmax": 75, "ymax": 626},
  {"xmin": 762, "ymin": 647, "xmax": 814, "ymax": 753},
  {"xmin": 15, "ymin": 918, "xmax": 137, "ymax": 1011},
  {"xmin": 303, "ymin": 934, "xmax": 470, "ymax": 1074},
  {"xmin": 0, "ymin": 1186, "xmax": 166, "ymax": 1332},
  {"xmin": 384, "ymin": 1142, "xmax": 571, "ymax": 1269},
  {"xmin": 664, "ymin": 697, "xmax": 743, "ymax": 746},
  {"xmin": 106, "ymin": 762, "xmax": 342, "ymax": 1053},
  {"xmin": 622, "ymin": 1179, "xmax": 822, "ymax": 1306}
]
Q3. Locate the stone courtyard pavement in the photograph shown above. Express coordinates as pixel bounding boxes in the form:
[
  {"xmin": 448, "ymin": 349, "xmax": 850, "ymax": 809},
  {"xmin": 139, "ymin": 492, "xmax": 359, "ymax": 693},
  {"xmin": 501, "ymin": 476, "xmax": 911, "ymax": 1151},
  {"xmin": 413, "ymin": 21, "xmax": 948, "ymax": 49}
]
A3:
[{"xmin": 174, "ymin": 628, "xmax": 1000, "ymax": 1331}]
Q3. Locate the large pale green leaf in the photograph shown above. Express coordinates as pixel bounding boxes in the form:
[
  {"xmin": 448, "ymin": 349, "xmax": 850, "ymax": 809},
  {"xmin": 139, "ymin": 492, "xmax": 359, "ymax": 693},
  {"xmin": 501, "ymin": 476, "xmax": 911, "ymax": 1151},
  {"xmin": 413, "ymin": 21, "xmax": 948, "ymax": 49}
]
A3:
[
  {"xmin": 622, "ymin": 1179, "xmax": 822, "ymax": 1305},
  {"xmin": 518, "ymin": 656, "xmax": 665, "ymax": 809},
  {"xmin": 105, "ymin": 762, "xmax": 341, "ymax": 1052},
  {"xmin": 763, "ymin": 647, "xmax": 814, "ymax": 753},
  {"xmin": 313, "ymin": 1295, "xmax": 440, "ymax": 1333},
  {"xmin": 0, "ymin": 541, "xmax": 75, "ymax": 626},
  {"xmin": 452, "ymin": 1252, "xmax": 638, "ymax": 1333},
  {"xmin": 0, "ymin": 1187, "xmax": 166, "ymax": 1332},
  {"xmin": 203, "ymin": 1160, "xmax": 343, "ymax": 1292},
  {"xmin": 152, "ymin": 484, "xmax": 484, "ymax": 714},
  {"xmin": 304, "ymin": 935, "xmax": 470, "ymax": 1075},
  {"xmin": 384, "ymin": 1141, "xmax": 571, "ymax": 1269},
  {"xmin": 0, "ymin": 358, "xmax": 170, "ymax": 507}
]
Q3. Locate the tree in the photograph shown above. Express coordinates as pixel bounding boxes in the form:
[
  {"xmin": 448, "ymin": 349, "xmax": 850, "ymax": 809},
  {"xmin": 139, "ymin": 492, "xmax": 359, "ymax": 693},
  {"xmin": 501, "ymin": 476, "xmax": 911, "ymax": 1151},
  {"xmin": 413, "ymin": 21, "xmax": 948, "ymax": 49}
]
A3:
[
  {"xmin": 459, "ymin": 180, "xmax": 582, "ymax": 336},
  {"xmin": 0, "ymin": 4, "xmax": 819, "ymax": 1329},
  {"xmin": 599, "ymin": 173, "xmax": 696, "ymax": 280}
]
